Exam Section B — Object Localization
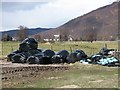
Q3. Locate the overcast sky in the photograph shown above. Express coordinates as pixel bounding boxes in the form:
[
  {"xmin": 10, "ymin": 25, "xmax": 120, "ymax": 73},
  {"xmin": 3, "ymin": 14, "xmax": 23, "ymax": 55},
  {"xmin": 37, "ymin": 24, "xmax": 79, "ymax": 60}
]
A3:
[{"xmin": 0, "ymin": 0, "xmax": 117, "ymax": 31}]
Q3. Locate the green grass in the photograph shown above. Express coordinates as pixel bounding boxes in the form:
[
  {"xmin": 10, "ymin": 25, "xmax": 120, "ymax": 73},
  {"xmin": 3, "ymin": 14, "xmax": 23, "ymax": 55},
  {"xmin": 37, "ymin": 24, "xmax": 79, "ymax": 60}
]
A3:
[
  {"xmin": 1, "ymin": 41, "xmax": 119, "ymax": 88},
  {"xmin": 1, "ymin": 41, "xmax": 20, "ymax": 58},
  {"xmin": 1, "ymin": 41, "xmax": 118, "ymax": 58},
  {"xmin": 14, "ymin": 63, "xmax": 118, "ymax": 88}
]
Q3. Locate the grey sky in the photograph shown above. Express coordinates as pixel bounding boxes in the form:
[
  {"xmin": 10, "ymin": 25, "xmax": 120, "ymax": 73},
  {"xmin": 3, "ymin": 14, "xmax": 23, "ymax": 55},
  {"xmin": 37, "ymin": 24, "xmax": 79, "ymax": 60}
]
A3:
[
  {"xmin": 1, "ymin": 0, "xmax": 117, "ymax": 31},
  {"xmin": 2, "ymin": 2, "xmax": 46, "ymax": 12}
]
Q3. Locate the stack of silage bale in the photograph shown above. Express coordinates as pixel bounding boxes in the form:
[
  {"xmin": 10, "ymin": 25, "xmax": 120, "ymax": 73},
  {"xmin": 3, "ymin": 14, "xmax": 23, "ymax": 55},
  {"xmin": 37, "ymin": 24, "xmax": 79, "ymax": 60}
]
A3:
[
  {"xmin": 7, "ymin": 38, "xmax": 55, "ymax": 64},
  {"xmin": 7, "ymin": 38, "xmax": 119, "ymax": 66}
]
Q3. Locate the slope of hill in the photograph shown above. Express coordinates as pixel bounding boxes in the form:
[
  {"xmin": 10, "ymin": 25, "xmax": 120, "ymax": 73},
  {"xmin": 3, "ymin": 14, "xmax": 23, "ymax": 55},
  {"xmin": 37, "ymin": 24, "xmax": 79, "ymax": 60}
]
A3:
[
  {"xmin": 38, "ymin": 2, "xmax": 118, "ymax": 41},
  {"xmin": 1, "ymin": 27, "xmax": 51, "ymax": 37}
]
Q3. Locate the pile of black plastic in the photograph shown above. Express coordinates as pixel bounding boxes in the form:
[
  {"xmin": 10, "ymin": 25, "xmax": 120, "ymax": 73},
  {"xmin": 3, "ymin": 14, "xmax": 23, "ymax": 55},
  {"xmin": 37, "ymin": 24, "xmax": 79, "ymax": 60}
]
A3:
[
  {"xmin": 80, "ymin": 48, "xmax": 120, "ymax": 67},
  {"xmin": 7, "ymin": 38, "xmax": 87, "ymax": 64},
  {"xmin": 7, "ymin": 38, "xmax": 120, "ymax": 66}
]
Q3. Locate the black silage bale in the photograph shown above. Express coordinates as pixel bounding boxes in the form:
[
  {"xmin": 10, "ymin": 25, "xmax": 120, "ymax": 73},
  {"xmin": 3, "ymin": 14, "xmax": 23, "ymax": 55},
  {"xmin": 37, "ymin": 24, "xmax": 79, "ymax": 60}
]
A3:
[
  {"xmin": 26, "ymin": 56, "xmax": 39, "ymax": 64},
  {"xmin": 21, "ymin": 52, "xmax": 31, "ymax": 63},
  {"xmin": 37, "ymin": 48, "xmax": 43, "ymax": 52},
  {"xmin": 19, "ymin": 42, "xmax": 30, "ymax": 52},
  {"xmin": 26, "ymin": 52, "xmax": 44, "ymax": 64},
  {"xmin": 7, "ymin": 53, "xmax": 15, "ymax": 61},
  {"xmin": 66, "ymin": 52, "xmax": 78, "ymax": 63},
  {"xmin": 39, "ymin": 56, "xmax": 52, "ymax": 64},
  {"xmin": 28, "ymin": 49, "xmax": 42, "ymax": 55},
  {"xmin": 22, "ymin": 38, "xmax": 38, "ymax": 50},
  {"xmin": 67, "ymin": 49, "xmax": 88, "ymax": 63},
  {"xmin": 75, "ymin": 50, "xmax": 87, "ymax": 59},
  {"xmin": 7, "ymin": 50, "xmax": 21, "ymax": 61},
  {"xmin": 26, "ymin": 52, "xmax": 52, "ymax": 64},
  {"xmin": 12, "ymin": 53, "xmax": 26, "ymax": 63},
  {"xmin": 50, "ymin": 50, "xmax": 69, "ymax": 64},
  {"xmin": 41, "ymin": 49, "xmax": 55, "ymax": 64},
  {"xmin": 56, "ymin": 50, "xmax": 69, "ymax": 59},
  {"xmin": 43, "ymin": 49, "xmax": 55, "ymax": 58},
  {"xmin": 34, "ymin": 53, "xmax": 51, "ymax": 64},
  {"xmin": 51, "ymin": 55, "xmax": 64, "ymax": 64}
]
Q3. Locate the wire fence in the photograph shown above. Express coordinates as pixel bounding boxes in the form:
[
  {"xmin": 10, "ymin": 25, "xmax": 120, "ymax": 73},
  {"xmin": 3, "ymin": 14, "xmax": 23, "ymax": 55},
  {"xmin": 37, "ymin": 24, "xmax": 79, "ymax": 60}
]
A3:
[{"xmin": 1, "ymin": 41, "xmax": 120, "ymax": 60}]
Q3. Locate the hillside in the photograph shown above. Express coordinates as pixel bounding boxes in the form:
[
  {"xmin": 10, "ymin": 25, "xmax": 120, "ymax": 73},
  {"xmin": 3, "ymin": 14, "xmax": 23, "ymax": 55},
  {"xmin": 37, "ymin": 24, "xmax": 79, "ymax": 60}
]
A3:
[
  {"xmin": 37, "ymin": 2, "xmax": 118, "ymax": 41},
  {"xmin": 1, "ymin": 27, "xmax": 51, "ymax": 37}
]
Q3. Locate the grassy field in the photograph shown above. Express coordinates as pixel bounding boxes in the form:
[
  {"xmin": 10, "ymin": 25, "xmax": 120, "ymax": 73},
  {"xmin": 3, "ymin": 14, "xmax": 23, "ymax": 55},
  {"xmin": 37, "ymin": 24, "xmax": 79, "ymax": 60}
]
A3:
[
  {"xmin": 1, "ymin": 41, "xmax": 119, "ymax": 88},
  {"xmin": 3, "ymin": 63, "xmax": 119, "ymax": 88},
  {"xmin": 0, "ymin": 41, "xmax": 118, "ymax": 58},
  {"xmin": 24, "ymin": 63, "xmax": 118, "ymax": 88}
]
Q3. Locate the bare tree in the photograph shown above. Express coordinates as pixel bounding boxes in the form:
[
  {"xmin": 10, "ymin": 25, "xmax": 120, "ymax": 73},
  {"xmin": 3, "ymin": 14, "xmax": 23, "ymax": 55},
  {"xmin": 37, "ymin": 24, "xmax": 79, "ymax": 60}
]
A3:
[
  {"xmin": 34, "ymin": 34, "xmax": 41, "ymax": 42},
  {"xmin": 59, "ymin": 28, "xmax": 69, "ymax": 41},
  {"xmin": 16, "ymin": 25, "xmax": 28, "ymax": 41},
  {"xmin": 2, "ymin": 33, "xmax": 12, "ymax": 41}
]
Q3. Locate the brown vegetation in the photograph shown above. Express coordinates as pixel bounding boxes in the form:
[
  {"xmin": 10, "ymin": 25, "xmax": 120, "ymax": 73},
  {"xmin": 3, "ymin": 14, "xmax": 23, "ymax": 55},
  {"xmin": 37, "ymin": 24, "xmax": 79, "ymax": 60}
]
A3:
[{"xmin": 37, "ymin": 2, "xmax": 118, "ymax": 41}]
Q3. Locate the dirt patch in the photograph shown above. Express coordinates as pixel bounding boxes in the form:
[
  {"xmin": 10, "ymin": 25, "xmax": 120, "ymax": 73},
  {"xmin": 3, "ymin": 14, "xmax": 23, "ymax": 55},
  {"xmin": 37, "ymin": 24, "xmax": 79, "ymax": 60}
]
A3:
[
  {"xmin": 2, "ymin": 64, "xmax": 69, "ymax": 88},
  {"xmin": 89, "ymin": 80, "xmax": 104, "ymax": 83},
  {"xmin": 47, "ymin": 76, "xmax": 62, "ymax": 80},
  {"xmin": 58, "ymin": 85, "xmax": 80, "ymax": 88}
]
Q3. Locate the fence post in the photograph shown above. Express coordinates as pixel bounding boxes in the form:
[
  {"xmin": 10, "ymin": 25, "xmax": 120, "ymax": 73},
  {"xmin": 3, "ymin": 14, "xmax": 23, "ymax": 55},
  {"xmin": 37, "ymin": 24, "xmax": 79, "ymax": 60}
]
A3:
[
  {"xmin": 50, "ymin": 44, "xmax": 53, "ymax": 50},
  {"xmin": 70, "ymin": 47, "xmax": 72, "ymax": 53},
  {"xmin": 105, "ymin": 43, "xmax": 107, "ymax": 48},
  {"xmin": 1, "ymin": 42, "xmax": 3, "ymax": 58},
  {"xmin": 11, "ymin": 46, "xmax": 13, "ymax": 52},
  {"xmin": 90, "ymin": 48, "xmax": 92, "ymax": 56},
  {"xmin": 93, "ymin": 48, "xmax": 95, "ymax": 55}
]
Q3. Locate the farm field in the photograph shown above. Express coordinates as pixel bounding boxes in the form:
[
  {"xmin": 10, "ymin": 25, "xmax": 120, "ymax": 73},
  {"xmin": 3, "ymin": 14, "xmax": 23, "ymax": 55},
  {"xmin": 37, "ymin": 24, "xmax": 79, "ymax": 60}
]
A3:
[
  {"xmin": 1, "ymin": 41, "xmax": 119, "ymax": 89},
  {"xmin": 2, "ymin": 62, "xmax": 119, "ymax": 88},
  {"xmin": 0, "ymin": 41, "xmax": 118, "ymax": 58}
]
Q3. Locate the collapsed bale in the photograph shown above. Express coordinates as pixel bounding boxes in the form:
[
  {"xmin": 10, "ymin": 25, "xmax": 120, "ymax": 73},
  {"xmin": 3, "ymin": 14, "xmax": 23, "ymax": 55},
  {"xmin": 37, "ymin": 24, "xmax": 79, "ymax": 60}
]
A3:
[
  {"xmin": 97, "ymin": 57, "xmax": 119, "ymax": 66},
  {"xmin": 80, "ymin": 49, "xmax": 120, "ymax": 66},
  {"xmin": 90, "ymin": 54, "xmax": 103, "ymax": 64},
  {"xmin": 99, "ymin": 48, "xmax": 115, "ymax": 56}
]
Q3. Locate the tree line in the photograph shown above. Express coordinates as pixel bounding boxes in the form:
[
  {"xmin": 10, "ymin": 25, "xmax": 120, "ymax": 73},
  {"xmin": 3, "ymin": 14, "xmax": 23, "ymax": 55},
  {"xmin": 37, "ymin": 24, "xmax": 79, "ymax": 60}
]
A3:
[
  {"xmin": 1, "ymin": 25, "xmax": 117, "ymax": 42},
  {"xmin": 2, "ymin": 26, "xmax": 28, "ymax": 41}
]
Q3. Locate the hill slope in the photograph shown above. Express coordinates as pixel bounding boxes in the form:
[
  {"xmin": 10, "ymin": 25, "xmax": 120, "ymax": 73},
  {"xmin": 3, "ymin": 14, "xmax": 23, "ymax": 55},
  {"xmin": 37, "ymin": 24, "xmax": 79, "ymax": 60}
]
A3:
[
  {"xmin": 38, "ymin": 2, "xmax": 118, "ymax": 41},
  {"xmin": 1, "ymin": 27, "xmax": 51, "ymax": 37}
]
